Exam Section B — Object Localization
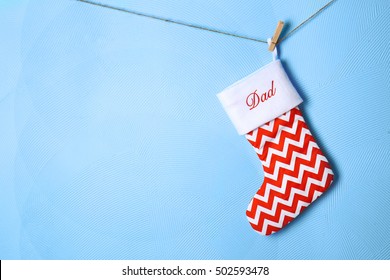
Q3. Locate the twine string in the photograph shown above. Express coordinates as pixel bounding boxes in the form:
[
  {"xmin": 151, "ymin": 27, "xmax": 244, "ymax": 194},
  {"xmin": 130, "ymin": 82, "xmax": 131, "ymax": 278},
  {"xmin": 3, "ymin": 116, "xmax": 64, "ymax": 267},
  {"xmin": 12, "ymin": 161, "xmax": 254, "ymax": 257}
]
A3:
[{"xmin": 76, "ymin": 0, "xmax": 336, "ymax": 45}]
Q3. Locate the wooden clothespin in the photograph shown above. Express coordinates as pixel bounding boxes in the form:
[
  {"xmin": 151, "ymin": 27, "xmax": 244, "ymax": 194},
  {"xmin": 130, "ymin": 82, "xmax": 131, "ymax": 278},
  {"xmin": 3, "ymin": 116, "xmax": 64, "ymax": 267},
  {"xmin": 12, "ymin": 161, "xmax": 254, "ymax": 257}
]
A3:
[{"xmin": 268, "ymin": 21, "xmax": 284, "ymax": 51}]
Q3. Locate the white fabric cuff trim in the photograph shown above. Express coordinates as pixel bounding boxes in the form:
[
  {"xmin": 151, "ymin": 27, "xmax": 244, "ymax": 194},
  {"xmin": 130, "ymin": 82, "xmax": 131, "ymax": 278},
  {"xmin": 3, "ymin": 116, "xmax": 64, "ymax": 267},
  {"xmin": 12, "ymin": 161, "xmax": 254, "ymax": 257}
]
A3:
[{"xmin": 217, "ymin": 60, "xmax": 303, "ymax": 135}]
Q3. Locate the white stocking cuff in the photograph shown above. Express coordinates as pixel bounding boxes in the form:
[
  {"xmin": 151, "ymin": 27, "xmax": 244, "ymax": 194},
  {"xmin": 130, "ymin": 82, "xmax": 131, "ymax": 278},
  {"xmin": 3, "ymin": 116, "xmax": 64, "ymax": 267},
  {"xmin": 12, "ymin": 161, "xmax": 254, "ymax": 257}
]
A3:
[{"xmin": 217, "ymin": 60, "xmax": 303, "ymax": 135}]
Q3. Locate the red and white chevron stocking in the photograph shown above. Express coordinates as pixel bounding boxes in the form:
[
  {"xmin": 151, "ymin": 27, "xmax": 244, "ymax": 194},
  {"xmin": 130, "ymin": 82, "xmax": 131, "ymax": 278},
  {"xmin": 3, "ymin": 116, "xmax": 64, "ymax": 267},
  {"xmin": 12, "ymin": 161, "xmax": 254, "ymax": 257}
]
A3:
[{"xmin": 217, "ymin": 56, "xmax": 334, "ymax": 236}]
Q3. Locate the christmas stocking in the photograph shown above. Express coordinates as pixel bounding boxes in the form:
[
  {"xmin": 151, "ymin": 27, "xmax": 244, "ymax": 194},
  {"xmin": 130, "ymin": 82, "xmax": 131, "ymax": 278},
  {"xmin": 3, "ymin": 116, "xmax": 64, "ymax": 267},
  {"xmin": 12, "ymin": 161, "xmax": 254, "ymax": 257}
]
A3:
[{"xmin": 217, "ymin": 57, "xmax": 334, "ymax": 236}]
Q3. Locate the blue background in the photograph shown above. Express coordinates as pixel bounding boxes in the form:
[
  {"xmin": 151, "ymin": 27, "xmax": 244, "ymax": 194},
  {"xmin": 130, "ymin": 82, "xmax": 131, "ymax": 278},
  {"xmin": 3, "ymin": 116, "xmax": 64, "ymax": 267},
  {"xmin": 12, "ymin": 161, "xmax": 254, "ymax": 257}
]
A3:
[{"xmin": 1, "ymin": 0, "xmax": 389, "ymax": 259}]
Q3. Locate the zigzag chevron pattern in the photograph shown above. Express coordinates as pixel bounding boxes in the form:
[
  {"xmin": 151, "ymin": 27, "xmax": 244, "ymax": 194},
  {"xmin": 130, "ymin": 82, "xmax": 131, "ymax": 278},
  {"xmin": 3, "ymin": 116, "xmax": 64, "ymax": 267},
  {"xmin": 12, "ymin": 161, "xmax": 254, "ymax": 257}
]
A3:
[{"xmin": 245, "ymin": 107, "xmax": 334, "ymax": 235}]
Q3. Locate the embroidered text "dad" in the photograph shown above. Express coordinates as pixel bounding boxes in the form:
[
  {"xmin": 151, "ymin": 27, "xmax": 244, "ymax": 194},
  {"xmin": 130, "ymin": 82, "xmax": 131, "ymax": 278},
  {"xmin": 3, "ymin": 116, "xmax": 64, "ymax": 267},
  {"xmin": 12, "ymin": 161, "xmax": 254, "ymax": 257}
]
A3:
[{"xmin": 246, "ymin": 80, "xmax": 276, "ymax": 110}]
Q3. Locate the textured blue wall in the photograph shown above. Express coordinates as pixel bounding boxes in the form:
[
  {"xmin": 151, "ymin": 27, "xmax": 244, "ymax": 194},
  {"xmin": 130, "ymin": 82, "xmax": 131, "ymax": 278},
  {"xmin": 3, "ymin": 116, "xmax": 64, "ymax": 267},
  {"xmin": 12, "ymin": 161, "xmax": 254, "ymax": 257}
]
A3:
[{"xmin": 1, "ymin": 0, "xmax": 389, "ymax": 259}]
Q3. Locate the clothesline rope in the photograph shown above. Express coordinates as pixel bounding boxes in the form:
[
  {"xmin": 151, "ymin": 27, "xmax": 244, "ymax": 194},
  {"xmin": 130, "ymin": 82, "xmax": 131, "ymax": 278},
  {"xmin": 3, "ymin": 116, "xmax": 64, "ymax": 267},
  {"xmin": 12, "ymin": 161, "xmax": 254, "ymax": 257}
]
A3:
[{"xmin": 76, "ymin": 0, "xmax": 336, "ymax": 45}]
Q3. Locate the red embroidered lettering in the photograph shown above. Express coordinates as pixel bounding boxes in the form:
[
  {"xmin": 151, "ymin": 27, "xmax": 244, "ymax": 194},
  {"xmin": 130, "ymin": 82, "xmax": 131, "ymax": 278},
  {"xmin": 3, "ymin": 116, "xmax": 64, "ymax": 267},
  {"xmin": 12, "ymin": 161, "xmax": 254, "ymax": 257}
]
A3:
[
  {"xmin": 261, "ymin": 93, "xmax": 267, "ymax": 102},
  {"xmin": 268, "ymin": 80, "xmax": 276, "ymax": 97},
  {"xmin": 246, "ymin": 90, "xmax": 260, "ymax": 110},
  {"xmin": 246, "ymin": 80, "xmax": 276, "ymax": 110}
]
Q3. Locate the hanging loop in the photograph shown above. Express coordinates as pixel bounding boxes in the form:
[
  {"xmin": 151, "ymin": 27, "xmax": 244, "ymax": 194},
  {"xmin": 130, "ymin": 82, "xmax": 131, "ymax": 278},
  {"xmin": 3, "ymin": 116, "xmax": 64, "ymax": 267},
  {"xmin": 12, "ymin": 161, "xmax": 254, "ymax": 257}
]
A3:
[{"xmin": 267, "ymin": 38, "xmax": 278, "ymax": 61}]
